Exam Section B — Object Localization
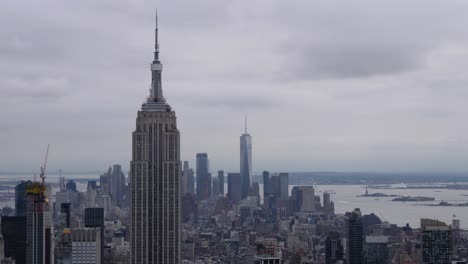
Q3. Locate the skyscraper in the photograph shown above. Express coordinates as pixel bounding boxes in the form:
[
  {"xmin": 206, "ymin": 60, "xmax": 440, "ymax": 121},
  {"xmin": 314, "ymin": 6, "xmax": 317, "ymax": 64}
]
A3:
[
  {"xmin": 196, "ymin": 153, "xmax": 211, "ymax": 201},
  {"xmin": 15, "ymin": 180, "xmax": 32, "ymax": 217},
  {"xmin": 347, "ymin": 208, "xmax": 364, "ymax": 264},
  {"xmin": 240, "ymin": 117, "xmax": 252, "ymax": 199},
  {"xmin": 130, "ymin": 12, "xmax": 181, "ymax": 264},
  {"xmin": 85, "ymin": 208, "xmax": 105, "ymax": 264},
  {"xmin": 26, "ymin": 181, "xmax": 53, "ymax": 264},
  {"xmin": 325, "ymin": 231, "xmax": 344, "ymax": 264},
  {"xmin": 183, "ymin": 161, "xmax": 195, "ymax": 195},
  {"xmin": 1, "ymin": 216, "xmax": 27, "ymax": 264},
  {"xmin": 421, "ymin": 218, "xmax": 451, "ymax": 264},
  {"xmin": 217, "ymin": 170, "xmax": 225, "ymax": 195},
  {"xmin": 111, "ymin": 164, "xmax": 125, "ymax": 207},
  {"xmin": 227, "ymin": 173, "xmax": 242, "ymax": 203}
]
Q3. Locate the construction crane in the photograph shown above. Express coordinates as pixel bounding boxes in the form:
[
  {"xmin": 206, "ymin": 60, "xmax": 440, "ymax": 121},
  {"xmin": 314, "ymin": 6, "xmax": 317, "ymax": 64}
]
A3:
[{"xmin": 40, "ymin": 144, "xmax": 50, "ymax": 185}]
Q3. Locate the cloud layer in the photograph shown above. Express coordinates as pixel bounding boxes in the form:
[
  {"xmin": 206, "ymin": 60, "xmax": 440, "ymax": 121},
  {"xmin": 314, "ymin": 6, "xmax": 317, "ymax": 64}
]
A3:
[{"xmin": 2, "ymin": 0, "xmax": 468, "ymax": 173}]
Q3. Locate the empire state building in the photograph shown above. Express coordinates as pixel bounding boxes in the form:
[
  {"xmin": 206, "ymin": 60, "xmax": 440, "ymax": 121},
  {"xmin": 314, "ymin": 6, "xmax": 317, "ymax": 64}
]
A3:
[{"xmin": 130, "ymin": 13, "xmax": 181, "ymax": 264}]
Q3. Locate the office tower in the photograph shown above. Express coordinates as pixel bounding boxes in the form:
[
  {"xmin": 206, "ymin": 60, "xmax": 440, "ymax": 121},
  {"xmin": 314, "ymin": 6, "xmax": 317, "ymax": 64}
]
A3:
[
  {"xmin": 97, "ymin": 195, "xmax": 111, "ymax": 219},
  {"xmin": 85, "ymin": 208, "xmax": 104, "ymax": 264},
  {"xmin": 26, "ymin": 181, "xmax": 53, "ymax": 264},
  {"xmin": 130, "ymin": 13, "xmax": 181, "ymax": 264},
  {"xmin": 61, "ymin": 203, "xmax": 71, "ymax": 228},
  {"xmin": 291, "ymin": 186, "xmax": 315, "ymax": 212},
  {"xmin": 212, "ymin": 177, "xmax": 219, "ymax": 197},
  {"xmin": 323, "ymin": 192, "xmax": 332, "ymax": 214},
  {"xmin": 269, "ymin": 175, "xmax": 280, "ymax": 198},
  {"xmin": 86, "ymin": 183, "xmax": 97, "ymax": 208},
  {"xmin": 71, "ymin": 228, "xmax": 102, "ymax": 263},
  {"xmin": 279, "ymin": 173, "xmax": 289, "ymax": 199},
  {"xmin": 15, "ymin": 180, "xmax": 32, "ymax": 216},
  {"xmin": 252, "ymin": 182, "xmax": 260, "ymax": 197},
  {"xmin": 99, "ymin": 167, "xmax": 112, "ymax": 195},
  {"xmin": 111, "ymin": 164, "xmax": 125, "ymax": 207},
  {"xmin": 227, "ymin": 173, "xmax": 242, "ymax": 203},
  {"xmin": 196, "ymin": 153, "xmax": 211, "ymax": 201},
  {"xmin": 366, "ymin": 236, "xmax": 389, "ymax": 264},
  {"xmin": 218, "ymin": 170, "xmax": 225, "ymax": 195},
  {"xmin": 421, "ymin": 218, "xmax": 451, "ymax": 264},
  {"xmin": 325, "ymin": 231, "xmax": 344, "ymax": 264},
  {"xmin": 240, "ymin": 117, "xmax": 252, "ymax": 199},
  {"xmin": 1, "ymin": 216, "xmax": 27, "ymax": 264},
  {"xmin": 181, "ymin": 193, "xmax": 198, "ymax": 223},
  {"xmin": 66, "ymin": 180, "xmax": 77, "ymax": 192},
  {"xmin": 183, "ymin": 161, "xmax": 195, "ymax": 195},
  {"xmin": 347, "ymin": 208, "xmax": 364, "ymax": 264},
  {"xmin": 262, "ymin": 171, "xmax": 270, "ymax": 198},
  {"xmin": 85, "ymin": 208, "xmax": 104, "ymax": 228},
  {"xmin": 59, "ymin": 170, "xmax": 66, "ymax": 192}
]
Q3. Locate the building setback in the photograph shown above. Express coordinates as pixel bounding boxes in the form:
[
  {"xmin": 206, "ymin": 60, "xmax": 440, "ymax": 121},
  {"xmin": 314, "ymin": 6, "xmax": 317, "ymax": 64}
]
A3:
[{"xmin": 130, "ymin": 12, "xmax": 181, "ymax": 264}]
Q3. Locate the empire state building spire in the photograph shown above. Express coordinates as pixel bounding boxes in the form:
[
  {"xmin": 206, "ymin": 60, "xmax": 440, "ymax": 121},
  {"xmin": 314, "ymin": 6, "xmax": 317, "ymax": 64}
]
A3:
[{"xmin": 148, "ymin": 9, "xmax": 166, "ymax": 105}]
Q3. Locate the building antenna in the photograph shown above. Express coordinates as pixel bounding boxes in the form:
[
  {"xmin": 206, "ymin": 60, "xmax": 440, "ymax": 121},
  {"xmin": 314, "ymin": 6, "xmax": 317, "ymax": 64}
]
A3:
[{"xmin": 244, "ymin": 113, "xmax": 247, "ymax": 133}]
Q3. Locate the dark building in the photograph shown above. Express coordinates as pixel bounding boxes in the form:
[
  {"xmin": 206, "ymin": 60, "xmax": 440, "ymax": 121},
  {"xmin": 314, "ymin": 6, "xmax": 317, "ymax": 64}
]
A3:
[
  {"xmin": 196, "ymin": 153, "xmax": 211, "ymax": 201},
  {"xmin": 60, "ymin": 203, "xmax": 71, "ymax": 228},
  {"xmin": 218, "ymin": 170, "xmax": 225, "ymax": 195},
  {"xmin": 366, "ymin": 236, "xmax": 389, "ymax": 264},
  {"xmin": 15, "ymin": 180, "xmax": 32, "ymax": 216},
  {"xmin": 212, "ymin": 177, "xmax": 219, "ymax": 197},
  {"xmin": 111, "ymin": 164, "xmax": 125, "ymax": 207},
  {"xmin": 227, "ymin": 173, "xmax": 242, "ymax": 203},
  {"xmin": 1, "ymin": 216, "xmax": 27, "ymax": 264},
  {"xmin": 347, "ymin": 208, "xmax": 364, "ymax": 264},
  {"xmin": 421, "ymin": 218, "xmax": 451, "ymax": 264},
  {"xmin": 325, "ymin": 231, "xmax": 344, "ymax": 264},
  {"xmin": 85, "ymin": 207, "xmax": 105, "ymax": 264},
  {"xmin": 85, "ymin": 208, "xmax": 104, "ymax": 228},
  {"xmin": 183, "ymin": 161, "xmax": 195, "ymax": 195},
  {"xmin": 181, "ymin": 193, "xmax": 198, "ymax": 223},
  {"xmin": 262, "ymin": 171, "xmax": 270, "ymax": 199},
  {"xmin": 65, "ymin": 180, "xmax": 77, "ymax": 192}
]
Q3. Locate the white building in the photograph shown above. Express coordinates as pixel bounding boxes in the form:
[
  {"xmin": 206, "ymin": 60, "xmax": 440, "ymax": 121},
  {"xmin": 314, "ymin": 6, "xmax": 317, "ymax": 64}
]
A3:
[{"xmin": 71, "ymin": 228, "xmax": 101, "ymax": 264}]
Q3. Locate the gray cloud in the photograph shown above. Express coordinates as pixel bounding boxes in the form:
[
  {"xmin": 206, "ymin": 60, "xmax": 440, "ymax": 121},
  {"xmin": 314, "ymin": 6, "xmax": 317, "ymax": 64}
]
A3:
[{"xmin": 1, "ymin": 0, "xmax": 468, "ymax": 173}]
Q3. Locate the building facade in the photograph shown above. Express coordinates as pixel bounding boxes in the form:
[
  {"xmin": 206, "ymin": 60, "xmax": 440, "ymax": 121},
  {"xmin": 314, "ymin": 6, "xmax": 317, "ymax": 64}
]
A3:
[
  {"xmin": 227, "ymin": 173, "xmax": 242, "ymax": 203},
  {"xmin": 347, "ymin": 208, "xmax": 364, "ymax": 264},
  {"xmin": 217, "ymin": 170, "xmax": 225, "ymax": 195},
  {"xmin": 240, "ymin": 122, "xmax": 252, "ymax": 200},
  {"xmin": 130, "ymin": 13, "xmax": 181, "ymax": 264},
  {"xmin": 71, "ymin": 228, "xmax": 102, "ymax": 264},
  {"xmin": 421, "ymin": 218, "xmax": 451, "ymax": 264},
  {"xmin": 196, "ymin": 153, "xmax": 211, "ymax": 201}
]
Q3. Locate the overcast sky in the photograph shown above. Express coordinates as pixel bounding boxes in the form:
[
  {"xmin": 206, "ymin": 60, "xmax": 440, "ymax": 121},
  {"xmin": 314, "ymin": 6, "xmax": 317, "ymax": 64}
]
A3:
[{"xmin": 2, "ymin": 0, "xmax": 468, "ymax": 174}]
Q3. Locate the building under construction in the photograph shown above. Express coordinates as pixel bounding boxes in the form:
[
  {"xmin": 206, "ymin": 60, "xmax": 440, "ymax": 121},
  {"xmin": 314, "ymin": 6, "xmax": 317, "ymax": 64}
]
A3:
[{"xmin": 26, "ymin": 181, "xmax": 54, "ymax": 264}]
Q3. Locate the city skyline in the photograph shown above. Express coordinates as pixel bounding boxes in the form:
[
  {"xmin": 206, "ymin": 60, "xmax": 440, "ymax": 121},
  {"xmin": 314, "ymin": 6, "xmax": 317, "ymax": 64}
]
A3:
[{"xmin": 3, "ymin": 1, "xmax": 468, "ymax": 173}]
